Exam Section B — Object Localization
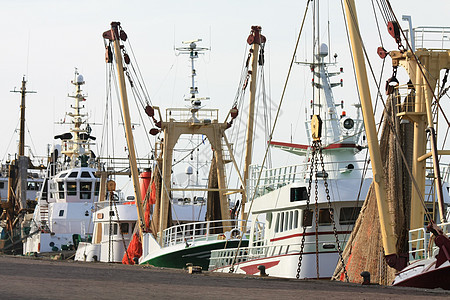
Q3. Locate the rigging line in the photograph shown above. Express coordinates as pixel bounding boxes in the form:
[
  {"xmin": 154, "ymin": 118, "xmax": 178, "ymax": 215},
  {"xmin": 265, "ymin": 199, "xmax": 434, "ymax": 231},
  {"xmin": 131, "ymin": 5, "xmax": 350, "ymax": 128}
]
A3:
[
  {"xmin": 229, "ymin": 0, "xmax": 312, "ymax": 272},
  {"xmin": 129, "ymin": 87, "xmax": 154, "ymax": 170},
  {"xmin": 126, "ymin": 38, "xmax": 152, "ymax": 106},
  {"xmin": 371, "ymin": 0, "xmax": 384, "ymax": 48},
  {"xmin": 172, "ymin": 137, "xmax": 207, "ymax": 167},
  {"xmin": 100, "ymin": 64, "xmax": 111, "ymax": 158},
  {"xmin": 374, "ymin": 0, "xmax": 387, "ymax": 26},
  {"xmin": 384, "ymin": 0, "xmax": 450, "ymax": 128},
  {"xmin": 2, "ymin": 119, "xmax": 20, "ymax": 162},
  {"xmin": 344, "ymin": 0, "xmax": 433, "ymax": 220},
  {"xmin": 25, "ymin": 123, "xmax": 38, "ymax": 158}
]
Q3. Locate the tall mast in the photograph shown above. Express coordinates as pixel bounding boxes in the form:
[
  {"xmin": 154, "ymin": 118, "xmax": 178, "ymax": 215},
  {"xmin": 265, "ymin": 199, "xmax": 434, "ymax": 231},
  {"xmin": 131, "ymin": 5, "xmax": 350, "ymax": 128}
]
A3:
[
  {"xmin": 11, "ymin": 76, "xmax": 36, "ymax": 157},
  {"xmin": 343, "ymin": 0, "xmax": 398, "ymax": 265},
  {"xmin": 10, "ymin": 77, "xmax": 36, "ymax": 212},
  {"xmin": 242, "ymin": 26, "xmax": 265, "ymax": 221},
  {"xmin": 103, "ymin": 22, "xmax": 145, "ymax": 238}
]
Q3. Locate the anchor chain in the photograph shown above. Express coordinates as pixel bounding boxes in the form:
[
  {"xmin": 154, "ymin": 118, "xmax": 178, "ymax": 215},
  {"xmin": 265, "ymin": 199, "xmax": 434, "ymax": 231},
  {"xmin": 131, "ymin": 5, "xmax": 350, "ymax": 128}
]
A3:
[
  {"xmin": 295, "ymin": 139, "xmax": 349, "ymax": 281},
  {"xmin": 113, "ymin": 198, "xmax": 132, "ymax": 264},
  {"xmin": 318, "ymin": 141, "xmax": 349, "ymax": 282},
  {"xmin": 296, "ymin": 143, "xmax": 316, "ymax": 279},
  {"xmin": 108, "ymin": 191, "xmax": 114, "ymax": 263},
  {"xmin": 313, "ymin": 146, "xmax": 320, "ymax": 279}
]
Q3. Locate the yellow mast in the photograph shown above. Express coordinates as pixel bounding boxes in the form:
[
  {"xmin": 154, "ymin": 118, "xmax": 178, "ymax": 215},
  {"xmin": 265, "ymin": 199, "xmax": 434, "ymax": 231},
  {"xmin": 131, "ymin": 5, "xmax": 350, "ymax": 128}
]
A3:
[
  {"xmin": 103, "ymin": 22, "xmax": 145, "ymax": 238},
  {"xmin": 343, "ymin": 0, "xmax": 398, "ymax": 261},
  {"xmin": 392, "ymin": 49, "xmax": 450, "ymax": 225},
  {"xmin": 241, "ymin": 26, "xmax": 265, "ymax": 222}
]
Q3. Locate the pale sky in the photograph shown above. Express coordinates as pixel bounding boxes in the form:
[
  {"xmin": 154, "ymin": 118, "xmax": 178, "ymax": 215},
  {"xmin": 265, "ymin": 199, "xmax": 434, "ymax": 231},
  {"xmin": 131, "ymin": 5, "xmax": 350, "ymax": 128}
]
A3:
[{"xmin": 1, "ymin": 0, "xmax": 449, "ymax": 178}]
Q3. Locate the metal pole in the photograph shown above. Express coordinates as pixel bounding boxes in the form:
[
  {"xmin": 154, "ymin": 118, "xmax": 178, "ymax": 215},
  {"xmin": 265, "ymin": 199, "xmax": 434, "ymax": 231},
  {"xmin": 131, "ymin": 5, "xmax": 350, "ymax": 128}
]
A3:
[
  {"xmin": 242, "ymin": 26, "xmax": 265, "ymax": 221},
  {"xmin": 343, "ymin": 0, "xmax": 397, "ymax": 258},
  {"xmin": 108, "ymin": 22, "xmax": 145, "ymax": 239}
]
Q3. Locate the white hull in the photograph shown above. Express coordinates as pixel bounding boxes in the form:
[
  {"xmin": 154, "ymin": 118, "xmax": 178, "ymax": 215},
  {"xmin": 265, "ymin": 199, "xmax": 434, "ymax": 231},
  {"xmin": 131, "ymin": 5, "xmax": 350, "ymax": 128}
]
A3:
[{"xmin": 212, "ymin": 252, "xmax": 339, "ymax": 278}]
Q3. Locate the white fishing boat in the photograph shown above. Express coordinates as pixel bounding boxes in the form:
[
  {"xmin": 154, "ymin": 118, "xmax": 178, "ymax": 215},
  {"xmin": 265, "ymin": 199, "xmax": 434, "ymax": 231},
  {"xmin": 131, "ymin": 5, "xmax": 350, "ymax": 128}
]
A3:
[
  {"xmin": 209, "ymin": 38, "xmax": 371, "ymax": 277},
  {"xmin": 23, "ymin": 71, "xmax": 101, "ymax": 254}
]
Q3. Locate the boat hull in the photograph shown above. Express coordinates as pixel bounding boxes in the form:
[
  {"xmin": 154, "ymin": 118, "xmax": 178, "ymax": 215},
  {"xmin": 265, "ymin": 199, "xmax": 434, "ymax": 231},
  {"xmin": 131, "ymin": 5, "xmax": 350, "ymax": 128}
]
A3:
[
  {"xmin": 141, "ymin": 240, "xmax": 247, "ymax": 270},
  {"xmin": 392, "ymin": 260, "xmax": 450, "ymax": 290},
  {"xmin": 211, "ymin": 251, "xmax": 339, "ymax": 279}
]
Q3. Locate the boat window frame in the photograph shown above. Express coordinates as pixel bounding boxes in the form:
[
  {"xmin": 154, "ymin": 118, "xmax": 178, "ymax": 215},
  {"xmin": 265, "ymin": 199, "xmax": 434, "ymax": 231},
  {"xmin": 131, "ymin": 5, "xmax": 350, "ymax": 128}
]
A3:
[{"xmin": 67, "ymin": 181, "xmax": 77, "ymax": 196}]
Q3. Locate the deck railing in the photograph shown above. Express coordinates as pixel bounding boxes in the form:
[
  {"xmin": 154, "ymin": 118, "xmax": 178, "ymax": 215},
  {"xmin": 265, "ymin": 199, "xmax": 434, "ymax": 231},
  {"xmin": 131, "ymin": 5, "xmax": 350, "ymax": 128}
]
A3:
[
  {"xmin": 162, "ymin": 219, "xmax": 249, "ymax": 248},
  {"xmin": 408, "ymin": 221, "xmax": 450, "ymax": 263},
  {"xmin": 247, "ymin": 160, "xmax": 371, "ymax": 199},
  {"xmin": 209, "ymin": 237, "xmax": 345, "ymax": 270}
]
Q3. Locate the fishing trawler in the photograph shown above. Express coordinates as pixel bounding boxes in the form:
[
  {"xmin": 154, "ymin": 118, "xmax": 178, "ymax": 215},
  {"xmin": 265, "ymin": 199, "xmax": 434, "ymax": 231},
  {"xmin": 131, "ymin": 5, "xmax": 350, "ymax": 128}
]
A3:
[
  {"xmin": 102, "ymin": 22, "xmax": 266, "ymax": 270},
  {"xmin": 23, "ymin": 71, "xmax": 100, "ymax": 254},
  {"xmin": 209, "ymin": 38, "xmax": 371, "ymax": 278}
]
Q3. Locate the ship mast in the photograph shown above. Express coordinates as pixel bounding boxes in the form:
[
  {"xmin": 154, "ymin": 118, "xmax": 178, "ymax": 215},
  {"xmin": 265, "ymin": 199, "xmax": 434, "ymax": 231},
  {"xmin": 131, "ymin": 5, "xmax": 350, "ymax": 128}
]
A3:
[
  {"xmin": 343, "ymin": 0, "xmax": 399, "ymax": 266},
  {"xmin": 241, "ymin": 26, "xmax": 265, "ymax": 221},
  {"xmin": 103, "ymin": 22, "xmax": 145, "ymax": 238},
  {"xmin": 11, "ymin": 77, "xmax": 36, "ymax": 212}
]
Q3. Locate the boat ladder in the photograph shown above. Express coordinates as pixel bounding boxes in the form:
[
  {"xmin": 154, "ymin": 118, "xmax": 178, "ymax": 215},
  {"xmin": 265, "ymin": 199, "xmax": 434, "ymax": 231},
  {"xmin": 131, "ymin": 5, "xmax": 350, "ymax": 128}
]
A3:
[{"xmin": 39, "ymin": 201, "xmax": 50, "ymax": 232}]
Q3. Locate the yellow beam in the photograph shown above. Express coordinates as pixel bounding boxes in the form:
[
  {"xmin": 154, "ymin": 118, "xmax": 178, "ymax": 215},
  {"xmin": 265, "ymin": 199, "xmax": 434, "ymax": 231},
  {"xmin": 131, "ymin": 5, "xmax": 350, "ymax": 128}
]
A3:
[
  {"xmin": 418, "ymin": 150, "xmax": 450, "ymax": 162},
  {"xmin": 343, "ymin": 0, "xmax": 397, "ymax": 256}
]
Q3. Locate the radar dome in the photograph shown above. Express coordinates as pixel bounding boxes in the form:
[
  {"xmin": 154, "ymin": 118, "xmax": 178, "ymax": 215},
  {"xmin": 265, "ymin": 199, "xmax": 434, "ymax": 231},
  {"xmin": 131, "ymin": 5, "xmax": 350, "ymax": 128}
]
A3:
[
  {"xmin": 185, "ymin": 166, "xmax": 193, "ymax": 175},
  {"xmin": 319, "ymin": 43, "xmax": 329, "ymax": 57},
  {"xmin": 76, "ymin": 74, "xmax": 85, "ymax": 84}
]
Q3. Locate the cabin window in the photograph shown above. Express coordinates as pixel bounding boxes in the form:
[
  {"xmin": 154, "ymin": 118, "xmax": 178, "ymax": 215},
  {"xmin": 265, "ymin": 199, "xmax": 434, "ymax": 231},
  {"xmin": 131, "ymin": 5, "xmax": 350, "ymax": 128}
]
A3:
[
  {"xmin": 266, "ymin": 212, "xmax": 273, "ymax": 229},
  {"xmin": 27, "ymin": 182, "xmax": 41, "ymax": 190},
  {"xmin": 59, "ymin": 210, "xmax": 64, "ymax": 217},
  {"xmin": 81, "ymin": 171, "xmax": 92, "ymax": 178},
  {"xmin": 0, "ymin": 182, "xmax": 4, "ymax": 189},
  {"xmin": 318, "ymin": 208, "xmax": 333, "ymax": 226},
  {"xmin": 58, "ymin": 182, "xmax": 65, "ymax": 198},
  {"xmin": 302, "ymin": 209, "xmax": 313, "ymax": 227},
  {"xmin": 290, "ymin": 187, "xmax": 308, "ymax": 202},
  {"xmin": 275, "ymin": 213, "xmax": 280, "ymax": 233},
  {"xmin": 294, "ymin": 210, "xmax": 299, "ymax": 229},
  {"xmin": 104, "ymin": 223, "xmax": 118, "ymax": 236},
  {"xmin": 59, "ymin": 172, "xmax": 67, "ymax": 178},
  {"xmin": 339, "ymin": 207, "xmax": 361, "ymax": 225},
  {"xmin": 280, "ymin": 212, "xmax": 285, "ymax": 232},
  {"xmin": 94, "ymin": 182, "xmax": 100, "ymax": 196},
  {"xmin": 120, "ymin": 223, "xmax": 129, "ymax": 234},
  {"xmin": 68, "ymin": 172, "xmax": 78, "ymax": 178},
  {"xmin": 67, "ymin": 182, "xmax": 77, "ymax": 196},
  {"xmin": 80, "ymin": 182, "xmax": 92, "ymax": 199},
  {"xmin": 289, "ymin": 211, "xmax": 293, "ymax": 230}
]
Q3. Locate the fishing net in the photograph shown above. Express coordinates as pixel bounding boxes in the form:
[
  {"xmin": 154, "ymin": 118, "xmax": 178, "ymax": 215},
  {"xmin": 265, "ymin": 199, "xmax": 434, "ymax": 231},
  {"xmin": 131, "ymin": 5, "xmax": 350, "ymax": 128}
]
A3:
[{"xmin": 333, "ymin": 92, "xmax": 413, "ymax": 284}]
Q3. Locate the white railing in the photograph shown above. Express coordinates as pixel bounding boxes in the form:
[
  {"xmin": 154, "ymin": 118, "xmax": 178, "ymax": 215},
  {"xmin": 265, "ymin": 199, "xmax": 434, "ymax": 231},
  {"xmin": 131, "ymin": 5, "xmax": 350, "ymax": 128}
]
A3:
[
  {"xmin": 165, "ymin": 108, "xmax": 219, "ymax": 123},
  {"xmin": 162, "ymin": 219, "xmax": 249, "ymax": 248},
  {"xmin": 412, "ymin": 26, "xmax": 450, "ymax": 50},
  {"xmin": 209, "ymin": 238, "xmax": 345, "ymax": 270},
  {"xmin": 408, "ymin": 221, "xmax": 450, "ymax": 263},
  {"xmin": 247, "ymin": 160, "xmax": 371, "ymax": 199}
]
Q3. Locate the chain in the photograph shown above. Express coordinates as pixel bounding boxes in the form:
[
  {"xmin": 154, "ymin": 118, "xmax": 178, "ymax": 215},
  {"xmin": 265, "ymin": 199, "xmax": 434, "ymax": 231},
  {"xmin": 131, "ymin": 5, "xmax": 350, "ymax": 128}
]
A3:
[
  {"xmin": 108, "ymin": 191, "xmax": 113, "ymax": 263},
  {"xmin": 113, "ymin": 199, "xmax": 132, "ymax": 264},
  {"xmin": 296, "ymin": 144, "xmax": 316, "ymax": 279},
  {"xmin": 318, "ymin": 141, "xmax": 349, "ymax": 282},
  {"xmin": 313, "ymin": 142, "xmax": 320, "ymax": 280}
]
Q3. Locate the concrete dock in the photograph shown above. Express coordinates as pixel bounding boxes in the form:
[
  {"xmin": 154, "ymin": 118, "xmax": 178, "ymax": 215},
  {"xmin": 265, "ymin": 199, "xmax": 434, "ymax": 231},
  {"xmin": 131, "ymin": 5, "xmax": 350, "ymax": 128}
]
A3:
[{"xmin": 0, "ymin": 255, "xmax": 448, "ymax": 299}]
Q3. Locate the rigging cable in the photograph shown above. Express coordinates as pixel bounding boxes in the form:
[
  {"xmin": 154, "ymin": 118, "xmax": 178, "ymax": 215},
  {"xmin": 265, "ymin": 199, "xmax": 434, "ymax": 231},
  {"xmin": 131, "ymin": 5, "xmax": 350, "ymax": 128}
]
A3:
[{"xmin": 229, "ymin": 0, "xmax": 312, "ymax": 273}]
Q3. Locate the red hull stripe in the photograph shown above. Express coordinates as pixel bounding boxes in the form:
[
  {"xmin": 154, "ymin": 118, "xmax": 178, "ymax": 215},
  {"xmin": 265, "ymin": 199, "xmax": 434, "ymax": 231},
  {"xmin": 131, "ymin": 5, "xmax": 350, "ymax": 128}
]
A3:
[
  {"xmin": 240, "ymin": 260, "xmax": 280, "ymax": 275},
  {"xmin": 270, "ymin": 231, "xmax": 352, "ymax": 242},
  {"xmin": 270, "ymin": 141, "xmax": 358, "ymax": 150}
]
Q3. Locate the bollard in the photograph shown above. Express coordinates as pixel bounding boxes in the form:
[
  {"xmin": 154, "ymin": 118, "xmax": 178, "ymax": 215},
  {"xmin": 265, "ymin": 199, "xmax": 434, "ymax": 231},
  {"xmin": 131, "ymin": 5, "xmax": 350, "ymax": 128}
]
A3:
[
  {"xmin": 360, "ymin": 271, "xmax": 370, "ymax": 285},
  {"xmin": 257, "ymin": 265, "xmax": 268, "ymax": 277}
]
